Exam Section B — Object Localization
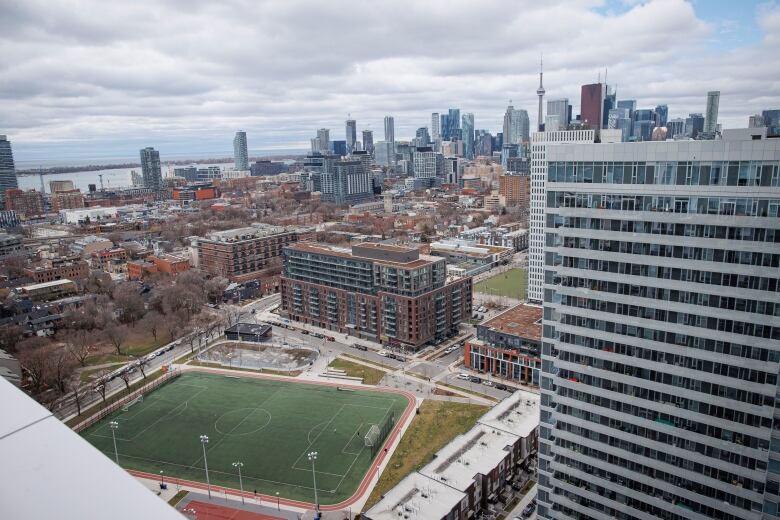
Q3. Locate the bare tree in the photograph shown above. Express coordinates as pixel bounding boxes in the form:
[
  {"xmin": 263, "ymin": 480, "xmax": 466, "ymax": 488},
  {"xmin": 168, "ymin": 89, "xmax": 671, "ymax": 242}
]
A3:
[
  {"xmin": 0, "ymin": 323, "xmax": 25, "ymax": 353},
  {"xmin": 113, "ymin": 282, "xmax": 146, "ymax": 326},
  {"xmin": 104, "ymin": 323, "xmax": 128, "ymax": 356},
  {"xmin": 68, "ymin": 377, "xmax": 87, "ymax": 416},
  {"xmin": 18, "ymin": 345, "xmax": 50, "ymax": 393},
  {"xmin": 60, "ymin": 329, "xmax": 93, "ymax": 367},
  {"xmin": 138, "ymin": 358, "xmax": 148, "ymax": 380},
  {"xmin": 204, "ymin": 277, "xmax": 229, "ymax": 304},
  {"xmin": 119, "ymin": 370, "xmax": 132, "ymax": 392},
  {"xmin": 144, "ymin": 311, "xmax": 165, "ymax": 342}
]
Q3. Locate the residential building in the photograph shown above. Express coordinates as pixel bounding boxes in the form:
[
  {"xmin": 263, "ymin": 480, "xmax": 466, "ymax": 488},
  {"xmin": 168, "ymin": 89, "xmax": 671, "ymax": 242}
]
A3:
[
  {"xmin": 375, "ymin": 140, "xmax": 394, "ymax": 167},
  {"xmin": 462, "ymin": 113, "xmax": 475, "ymax": 159},
  {"xmin": 0, "ymin": 135, "xmax": 18, "ymax": 209},
  {"xmin": 4, "ymin": 189, "xmax": 44, "ymax": 217},
  {"xmin": 413, "ymin": 127, "xmax": 431, "ymax": 148},
  {"xmin": 580, "ymin": 82, "xmax": 605, "ymax": 133},
  {"xmin": 50, "ymin": 190, "xmax": 85, "ymax": 211},
  {"xmin": 465, "ymin": 303, "xmax": 541, "ymax": 386},
  {"xmin": 90, "ymin": 247, "xmax": 128, "ymax": 271},
  {"xmin": 195, "ymin": 224, "xmax": 299, "ymax": 283},
  {"xmin": 70, "ymin": 235, "xmax": 114, "ymax": 256},
  {"xmin": 139, "ymin": 147, "xmax": 163, "ymax": 190},
  {"xmin": 281, "ymin": 242, "xmax": 472, "ymax": 349},
  {"xmin": 444, "ymin": 157, "xmax": 461, "ymax": 186},
  {"xmin": 704, "ymin": 90, "xmax": 720, "ymax": 134},
  {"xmin": 0, "ymin": 233, "xmax": 23, "ymax": 258},
  {"xmin": 430, "ymin": 239, "xmax": 513, "ymax": 277},
  {"xmin": 431, "ymin": 112, "xmax": 441, "ymax": 141},
  {"xmin": 25, "ymin": 258, "xmax": 90, "ymax": 283},
  {"xmin": 233, "ymin": 131, "xmax": 249, "ymax": 171},
  {"xmin": 362, "ymin": 130, "xmax": 374, "ymax": 155},
  {"xmin": 17, "ymin": 279, "xmax": 78, "ymax": 301},
  {"xmin": 365, "ymin": 390, "xmax": 538, "ymax": 520},
  {"xmin": 171, "ymin": 183, "xmax": 219, "ymax": 201},
  {"xmin": 320, "ymin": 157, "xmax": 373, "ymax": 205},
  {"xmin": 345, "ymin": 119, "xmax": 357, "ymax": 153},
  {"xmin": 503, "ymin": 105, "xmax": 530, "ymax": 145},
  {"xmin": 528, "ymin": 129, "xmax": 596, "ymax": 303},
  {"xmin": 127, "ymin": 254, "xmax": 190, "ymax": 280},
  {"xmin": 329, "ymin": 140, "xmax": 347, "ymax": 157},
  {"xmin": 0, "ymin": 210, "xmax": 20, "ymax": 229},
  {"xmin": 537, "ymin": 128, "xmax": 780, "ymax": 520},
  {"xmin": 384, "ymin": 116, "xmax": 395, "ymax": 151},
  {"xmin": 59, "ymin": 207, "xmax": 118, "ymax": 225},
  {"xmin": 413, "ymin": 147, "xmax": 437, "ymax": 186},
  {"xmin": 499, "ymin": 173, "xmax": 530, "ymax": 209},
  {"xmin": 314, "ymin": 128, "xmax": 330, "ymax": 153}
]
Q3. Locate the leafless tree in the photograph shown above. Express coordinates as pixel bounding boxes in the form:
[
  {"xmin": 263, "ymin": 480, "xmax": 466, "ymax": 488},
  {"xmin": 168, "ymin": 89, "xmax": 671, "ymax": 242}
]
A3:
[
  {"xmin": 18, "ymin": 345, "xmax": 50, "ymax": 393},
  {"xmin": 68, "ymin": 377, "xmax": 87, "ymax": 416},
  {"xmin": 204, "ymin": 277, "xmax": 229, "ymax": 304},
  {"xmin": 138, "ymin": 358, "xmax": 149, "ymax": 380},
  {"xmin": 144, "ymin": 311, "xmax": 165, "ymax": 342},
  {"xmin": 60, "ymin": 329, "xmax": 93, "ymax": 367},
  {"xmin": 0, "ymin": 323, "xmax": 25, "ymax": 353},
  {"xmin": 104, "ymin": 323, "xmax": 128, "ymax": 356},
  {"xmin": 113, "ymin": 283, "xmax": 146, "ymax": 326}
]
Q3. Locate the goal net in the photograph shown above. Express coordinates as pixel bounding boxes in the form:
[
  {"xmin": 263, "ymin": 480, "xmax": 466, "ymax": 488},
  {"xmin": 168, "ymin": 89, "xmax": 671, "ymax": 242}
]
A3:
[
  {"xmin": 122, "ymin": 394, "xmax": 143, "ymax": 411},
  {"xmin": 364, "ymin": 425, "xmax": 380, "ymax": 448}
]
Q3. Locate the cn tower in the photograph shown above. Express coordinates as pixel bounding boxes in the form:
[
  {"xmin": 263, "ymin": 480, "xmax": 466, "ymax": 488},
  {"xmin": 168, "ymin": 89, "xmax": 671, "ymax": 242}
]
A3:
[{"xmin": 536, "ymin": 55, "xmax": 545, "ymax": 131}]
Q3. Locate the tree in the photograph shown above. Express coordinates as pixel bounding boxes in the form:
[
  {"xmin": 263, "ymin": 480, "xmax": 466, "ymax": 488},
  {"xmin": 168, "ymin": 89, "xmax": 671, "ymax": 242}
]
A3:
[
  {"xmin": 67, "ymin": 376, "xmax": 87, "ymax": 416},
  {"xmin": 104, "ymin": 323, "xmax": 128, "ymax": 356},
  {"xmin": 0, "ymin": 324, "xmax": 25, "ymax": 353},
  {"xmin": 46, "ymin": 346, "xmax": 75, "ymax": 396},
  {"xmin": 113, "ymin": 283, "xmax": 146, "ymax": 326},
  {"xmin": 144, "ymin": 311, "xmax": 165, "ymax": 342},
  {"xmin": 138, "ymin": 358, "xmax": 148, "ymax": 380},
  {"xmin": 60, "ymin": 328, "xmax": 93, "ymax": 367},
  {"xmin": 204, "ymin": 277, "xmax": 229, "ymax": 304},
  {"xmin": 119, "ymin": 370, "xmax": 132, "ymax": 391},
  {"xmin": 84, "ymin": 271, "xmax": 115, "ymax": 296},
  {"xmin": 18, "ymin": 345, "xmax": 50, "ymax": 393}
]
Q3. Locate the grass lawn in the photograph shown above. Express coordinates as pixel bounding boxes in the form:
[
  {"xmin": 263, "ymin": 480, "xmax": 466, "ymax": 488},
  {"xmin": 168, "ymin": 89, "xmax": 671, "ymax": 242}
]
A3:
[
  {"xmin": 81, "ymin": 371, "xmax": 409, "ymax": 505},
  {"xmin": 364, "ymin": 400, "xmax": 489, "ymax": 508},
  {"xmin": 474, "ymin": 268, "xmax": 528, "ymax": 299},
  {"xmin": 330, "ymin": 357, "xmax": 387, "ymax": 385}
]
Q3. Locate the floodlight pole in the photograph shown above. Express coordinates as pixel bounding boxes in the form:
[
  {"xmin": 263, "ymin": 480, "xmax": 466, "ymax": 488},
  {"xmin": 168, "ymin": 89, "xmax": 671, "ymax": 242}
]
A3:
[
  {"xmin": 200, "ymin": 435, "xmax": 212, "ymax": 499},
  {"xmin": 308, "ymin": 451, "xmax": 319, "ymax": 510},
  {"xmin": 109, "ymin": 421, "xmax": 119, "ymax": 464},
  {"xmin": 232, "ymin": 462, "xmax": 244, "ymax": 504},
  {"xmin": 276, "ymin": 491, "xmax": 280, "ymax": 511}
]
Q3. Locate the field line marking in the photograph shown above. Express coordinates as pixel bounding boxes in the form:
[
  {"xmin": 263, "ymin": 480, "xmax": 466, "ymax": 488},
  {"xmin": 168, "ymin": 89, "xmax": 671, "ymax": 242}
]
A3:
[
  {"xmin": 128, "ymin": 385, "xmax": 208, "ymax": 442},
  {"xmin": 341, "ymin": 422, "xmax": 365, "ymax": 456},
  {"xmin": 290, "ymin": 404, "xmax": 345, "ymax": 470}
]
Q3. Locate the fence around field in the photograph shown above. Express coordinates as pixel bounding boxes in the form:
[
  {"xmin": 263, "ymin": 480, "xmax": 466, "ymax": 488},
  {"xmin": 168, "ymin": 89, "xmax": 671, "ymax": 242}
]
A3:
[
  {"xmin": 198, "ymin": 340, "xmax": 318, "ymax": 372},
  {"xmin": 72, "ymin": 370, "xmax": 182, "ymax": 433}
]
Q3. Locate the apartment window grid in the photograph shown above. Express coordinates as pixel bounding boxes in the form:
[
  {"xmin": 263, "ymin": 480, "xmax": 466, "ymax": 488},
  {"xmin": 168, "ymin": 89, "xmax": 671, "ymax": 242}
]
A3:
[{"xmin": 539, "ymin": 148, "xmax": 780, "ymax": 520}]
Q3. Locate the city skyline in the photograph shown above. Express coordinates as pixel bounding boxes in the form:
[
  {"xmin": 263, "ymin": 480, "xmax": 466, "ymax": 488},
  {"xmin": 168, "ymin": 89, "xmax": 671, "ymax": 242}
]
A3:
[{"xmin": 2, "ymin": 0, "xmax": 779, "ymax": 163}]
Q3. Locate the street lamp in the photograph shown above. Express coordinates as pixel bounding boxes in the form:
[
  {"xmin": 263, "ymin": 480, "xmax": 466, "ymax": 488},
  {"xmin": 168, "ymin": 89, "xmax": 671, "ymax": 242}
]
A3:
[
  {"xmin": 232, "ymin": 462, "xmax": 244, "ymax": 504},
  {"xmin": 200, "ymin": 435, "xmax": 211, "ymax": 499},
  {"xmin": 276, "ymin": 491, "xmax": 280, "ymax": 511},
  {"xmin": 109, "ymin": 421, "xmax": 119, "ymax": 464},
  {"xmin": 308, "ymin": 451, "xmax": 319, "ymax": 510}
]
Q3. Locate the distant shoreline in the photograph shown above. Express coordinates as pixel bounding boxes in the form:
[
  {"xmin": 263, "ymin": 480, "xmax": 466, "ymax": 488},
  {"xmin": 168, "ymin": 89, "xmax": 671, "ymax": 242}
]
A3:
[{"xmin": 16, "ymin": 153, "xmax": 305, "ymax": 176}]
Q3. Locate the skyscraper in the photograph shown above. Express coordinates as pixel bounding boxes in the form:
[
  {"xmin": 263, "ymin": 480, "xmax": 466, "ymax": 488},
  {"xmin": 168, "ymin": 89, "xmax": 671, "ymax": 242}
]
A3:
[
  {"xmin": 345, "ymin": 118, "xmax": 357, "ymax": 153},
  {"xmin": 607, "ymin": 107, "xmax": 632, "ymax": 142},
  {"xmin": 0, "ymin": 135, "xmax": 19, "ymax": 209},
  {"xmin": 383, "ymin": 116, "xmax": 395, "ymax": 149},
  {"xmin": 431, "ymin": 112, "xmax": 440, "ymax": 141},
  {"xmin": 538, "ymin": 129, "xmax": 780, "ymax": 520},
  {"xmin": 547, "ymin": 99, "xmax": 569, "ymax": 130},
  {"xmin": 461, "ymin": 113, "xmax": 475, "ymax": 159},
  {"xmin": 537, "ymin": 56, "xmax": 545, "ymax": 131},
  {"xmin": 362, "ymin": 130, "xmax": 374, "ymax": 155},
  {"xmin": 413, "ymin": 127, "xmax": 431, "ymax": 148},
  {"xmin": 704, "ymin": 90, "xmax": 720, "ymax": 134},
  {"xmin": 602, "ymin": 86, "xmax": 616, "ymax": 128},
  {"xmin": 233, "ymin": 131, "xmax": 249, "ymax": 170},
  {"xmin": 655, "ymin": 104, "xmax": 669, "ymax": 127},
  {"xmin": 139, "ymin": 147, "xmax": 162, "ymax": 191},
  {"xmin": 580, "ymin": 82, "xmax": 605, "ymax": 133},
  {"xmin": 528, "ymin": 129, "xmax": 595, "ymax": 303},
  {"xmin": 685, "ymin": 113, "xmax": 705, "ymax": 139},
  {"xmin": 503, "ymin": 105, "xmax": 530, "ymax": 146},
  {"xmin": 316, "ymin": 128, "xmax": 330, "ymax": 153},
  {"xmin": 441, "ymin": 108, "xmax": 461, "ymax": 141}
]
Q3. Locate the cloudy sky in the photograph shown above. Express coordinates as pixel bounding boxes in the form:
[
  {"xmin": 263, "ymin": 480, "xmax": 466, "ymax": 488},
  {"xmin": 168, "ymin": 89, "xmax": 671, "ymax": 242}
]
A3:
[{"xmin": 2, "ymin": 0, "xmax": 779, "ymax": 166}]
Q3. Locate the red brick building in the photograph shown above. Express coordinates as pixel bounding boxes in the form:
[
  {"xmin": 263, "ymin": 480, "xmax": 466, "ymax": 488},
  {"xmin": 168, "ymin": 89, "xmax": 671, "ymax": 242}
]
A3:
[
  {"xmin": 127, "ymin": 254, "xmax": 190, "ymax": 280},
  {"xmin": 5, "ymin": 189, "xmax": 44, "ymax": 218},
  {"xmin": 24, "ymin": 257, "xmax": 90, "ymax": 283}
]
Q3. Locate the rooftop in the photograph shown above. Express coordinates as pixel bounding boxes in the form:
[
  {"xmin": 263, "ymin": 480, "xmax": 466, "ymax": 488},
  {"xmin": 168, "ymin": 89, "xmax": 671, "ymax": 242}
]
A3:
[
  {"xmin": 477, "ymin": 388, "xmax": 540, "ymax": 439},
  {"xmin": 482, "ymin": 303, "xmax": 542, "ymax": 342},
  {"xmin": 364, "ymin": 471, "xmax": 466, "ymax": 520},
  {"xmin": 204, "ymin": 223, "xmax": 290, "ymax": 242},
  {"xmin": 287, "ymin": 242, "xmax": 437, "ymax": 269},
  {"xmin": 19, "ymin": 279, "xmax": 76, "ymax": 291}
]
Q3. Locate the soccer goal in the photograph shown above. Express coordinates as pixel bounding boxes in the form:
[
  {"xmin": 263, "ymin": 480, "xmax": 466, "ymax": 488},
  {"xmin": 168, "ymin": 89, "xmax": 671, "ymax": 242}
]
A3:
[
  {"xmin": 364, "ymin": 425, "xmax": 381, "ymax": 448},
  {"xmin": 122, "ymin": 394, "xmax": 143, "ymax": 411}
]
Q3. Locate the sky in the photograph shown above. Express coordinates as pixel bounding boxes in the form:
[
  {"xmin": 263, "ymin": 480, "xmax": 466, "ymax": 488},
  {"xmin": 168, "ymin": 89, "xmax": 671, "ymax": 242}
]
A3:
[{"xmin": 1, "ymin": 0, "xmax": 779, "ymax": 166}]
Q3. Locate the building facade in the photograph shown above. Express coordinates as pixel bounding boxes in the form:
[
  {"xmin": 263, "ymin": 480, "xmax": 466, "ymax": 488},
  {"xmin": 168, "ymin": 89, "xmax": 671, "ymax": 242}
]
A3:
[
  {"xmin": 499, "ymin": 173, "xmax": 531, "ymax": 209},
  {"xmin": 0, "ymin": 135, "xmax": 18, "ymax": 210},
  {"xmin": 580, "ymin": 83, "xmax": 605, "ymax": 132},
  {"xmin": 704, "ymin": 91, "xmax": 721, "ymax": 135},
  {"xmin": 281, "ymin": 242, "xmax": 472, "ymax": 349},
  {"xmin": 529, "ymin": 129, "xmax": 595, "ymax": 303},
  {"xmin": 195, "ymin": 224, "xmax": 299, "ymax": 283},
  {"xmin": 537, "ymin": 129, "xmax": 780, "ymax": 520},
  {"xmin": 362, "ymin": 130, "xmax": 374, "ymax": 155},
  {"xmin": 345, "ymin": 119, "xmax": 357, "ymax": 154},
  {"xmin": 4, "ymin": 189, "xmax": 44, "ymax": 218},
  {"xmin": 139, "ymin": 147, "xmax": 163, "ymax": 191},
  {"xmin": 233, "ymin": 131, "xmax": 249, "ymax": 170}
]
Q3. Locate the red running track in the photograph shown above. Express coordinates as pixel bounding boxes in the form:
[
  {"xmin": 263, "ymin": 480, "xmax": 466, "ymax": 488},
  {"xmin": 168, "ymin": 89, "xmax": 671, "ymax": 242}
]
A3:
[
  {"xmin": 128, "ymin": 365, "xmax": 418, "ymax": 513},
  {"xmin": 179, "ymin": 500, "xmax": 283, "ymax": 520}
]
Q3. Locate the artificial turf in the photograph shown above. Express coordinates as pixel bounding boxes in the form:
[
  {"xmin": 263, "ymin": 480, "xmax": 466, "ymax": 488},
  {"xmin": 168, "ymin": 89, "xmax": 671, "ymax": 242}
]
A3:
[
  {"xmin": 80, "ymin": 371, "xmax": 409, "ymax": 504},
  {"xmin": 474, "ymin": 268, "xmax": 528, "ymax": 299}
]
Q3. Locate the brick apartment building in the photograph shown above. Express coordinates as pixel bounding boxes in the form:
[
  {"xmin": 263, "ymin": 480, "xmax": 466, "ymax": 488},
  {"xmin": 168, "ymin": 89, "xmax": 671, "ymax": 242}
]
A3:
[
  {"xmin": 90, "ymin": 247, "xmax": 128, "ymax": 271},
  {"xmin": 465, "ymin": 303, "xmax": 541, "ymax": 387},
  {"xmin": 127, "ymin": 254, "xmax": 190, "ymax": 280},
  {"xmin": 50, "ymin": 190, "xmax": 85, "ymax": 211},
  {"xmin": 195, "ymin": 224, "xmax": 301, "ymax": 283},
  {"xmin": 281, "ymin": 242, "xmax": 472, "ymax": 349},
  {"xmin": 498, "ymin": 172, "xmax": 530, "ymax": 209},
  {"xmin": 24, "ymin": 257, "xmax": 90, "ymax": 283},
  {"xmin": 4, "ymin": 189, "xmax": 44, "ymax": 218}
]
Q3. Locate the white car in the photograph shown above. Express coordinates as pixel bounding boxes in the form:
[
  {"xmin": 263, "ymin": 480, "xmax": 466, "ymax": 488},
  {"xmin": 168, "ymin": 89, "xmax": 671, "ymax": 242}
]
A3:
[
  {"xmin": 483, "ymin": 380, "xmax": 494, "ymax": 387},
  {"xmin": 457, "ymin": 373, "xmax": 470, "ymax": 380},
  {"xmin": 378, "ymin": 350, "xmax": 389, "ymax": 357}
]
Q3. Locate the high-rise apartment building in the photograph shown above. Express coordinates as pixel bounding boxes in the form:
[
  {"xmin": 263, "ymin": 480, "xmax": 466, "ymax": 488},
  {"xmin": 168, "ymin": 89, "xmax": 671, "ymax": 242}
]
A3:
[
  {"xmin": 383, "ymin": 116, "xmax": 395, "ymax": 149},
  {"xmin": 233, "ymin": 131, "xmax": 249, "ymax": 170},
  {"xmin": 281, "ymin": 242, "xmax": 472, "ymax": 349},
  {"xmin": 547, "ymin": 99, "xmax": 570, "ymax": 131},
  {"xmin": 580, "ymin": 83, "xmax": 606, "ymax": 133},
  {"xmin": 704, "ymin": 90, "xmax": 721, "ymax": 134},
  {"xmin": 139, "ymin": 147, "xmax": 163, "ymax": 191},
  {"xmin": 345, "ymin": 119, "xmax": 357, "ymax": 153},
  {"xmin": 462, "ymin": 113, "xmax": 475, "ymax": 159},
  {"xmin": 0, "ymin": 135, "xmax": 19, "ymax": 209},
  {"xmin": 537, "ymin": 128, "xmax": 780, "ymax": 520},
  {"xmin": 503, "ymin": 105, "xmax": 530, "ymax": 146},
  {"xmin": 320, "ymin": 156, "xmax": 373, "ymax": 205},
  {"xmin": 431, "ymin": 112, "xmax": 441, "ymax": 141},
  {"xmin": 499, "ymin": 172, "xmax": 530, "ymax": 209},
  {"xmin": 685, "ymin": 113, "xmax": 705, "ymax": 139},
  {"xmin": 441, "ymin": 108, "xmax": 461, "ymax": 141},
  {"xmin": 528, "ymin": 129, "xmax": 595, "ymax": 303},
  {"xmin": 195, "ymin": 223, "xmax": 300, "ymax": 283},
  {"xmin": 413, "ymin": 147, "xmax": 437, "ymax": 184},
  {"xmin": 362, "ymin": 129, "xmax": 374, "ymax": 155}
]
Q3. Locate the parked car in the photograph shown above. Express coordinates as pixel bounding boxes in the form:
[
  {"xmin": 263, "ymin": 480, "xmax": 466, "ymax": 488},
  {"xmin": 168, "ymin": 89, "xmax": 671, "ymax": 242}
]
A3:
[
  {"xmin": 378, "ymin": 350, "xmax": 389, "ymax": 357},
  {"xmin": 483, "ymin": 380, "xmax": 494, "ymax": 387},
  {"xmin": 469, "ymin": 376, "xmax": 482, "ymax": 383},
  {"xmin": 326, "ymin": 336, "xmax": 335, "ymax": 342},
  {"xmin": 457, "ymin": 373, "xmax": 471, "ymax": 380},
  {"xmin": 300, "ymin": 329, "xmax": 309, "ymax": 335},
  {"xmin": 354, "ymin": 344, "xmax": 368, "ymax": 351},
  {"xmin": 522, "ymin": 502, "xmax": 536, "ymax": 517},
  {"xmin": 495, "ymin": 383, "xmax": 508, "ymax": 391}
]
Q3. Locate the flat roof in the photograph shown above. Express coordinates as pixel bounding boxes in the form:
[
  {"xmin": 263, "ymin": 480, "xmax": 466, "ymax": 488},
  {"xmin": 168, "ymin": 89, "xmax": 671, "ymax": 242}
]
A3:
[
  {"xmin": 482, "ymin": 303, "xmax": 542, "ymax": 342},
  {"xmin": 20, "ymin": 279, "xmax": 75, "ymax": 291},
  {"xmin": 418, "ymin": 424, "xmax": 519, "ymax": 492},
  {"xmin": 287, "ymin": 242, "xmax": 436, "ymax": 269},
  {"xmin": 364, "ymin": 471, "xmax": 465, "ymax": 520},
  {"xmin": 478, "ymin": 389, "xmax": 540, "ymax": 439}
]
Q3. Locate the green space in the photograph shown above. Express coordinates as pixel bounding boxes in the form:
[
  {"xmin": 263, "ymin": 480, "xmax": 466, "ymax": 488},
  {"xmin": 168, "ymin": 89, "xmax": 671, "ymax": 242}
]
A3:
[
  {"xmin": 474, "ymin": 268, "xmax": 528, "ymax": 299},
  {"xmin": 81, "ymin": 372, "xmax": 409, "ymax": 505},
  {"xmin": 364, "ymin": 400, "xmax": 488, "ymax": 508},
  {"xmin": 330, "ymin": 357, "xmax": 387, "ymax": 385}
]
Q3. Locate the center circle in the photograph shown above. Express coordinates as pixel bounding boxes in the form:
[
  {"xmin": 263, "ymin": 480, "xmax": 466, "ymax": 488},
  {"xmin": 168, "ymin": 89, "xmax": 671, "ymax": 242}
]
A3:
[{"xmin": 214, "ymin": 407, "xmax": 272, "ymax": 436}]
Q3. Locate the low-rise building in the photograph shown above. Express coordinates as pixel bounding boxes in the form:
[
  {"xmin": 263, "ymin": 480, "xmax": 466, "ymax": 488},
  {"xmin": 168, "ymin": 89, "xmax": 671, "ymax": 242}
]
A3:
[
  {"xmin": 429, "ymin": 240, "xmax": 514, "ymax": 277},
  {"xmin": 17, "ymin": 279, "xmax": 78, "ymax": 301},
  {"xmin": 4, "ymin": 189, "xmax": 44, "ymax": 218},
  {"xmin": 90, "ymin": 248, "xmax": 128, "ymax": 271},
  {"xmin": 60, "ymin": 207, "xmax": 118, "ymax": 225},
  {"xmin": 465, "ymin": 303, "xmax": 541, "ymax": 387},
  {"xmin": 224, "ymin": 323, "xmax": 272, "ymax": 342},
  {"xmin": 70, "ymin": 235, "xmax": 114, "ymax": 256},
  {"xmin": 50, "ymin": 190, "xmax": 85, "ymax": 212},
  {"xmin": 126, "ymin": 254, "xmax": 190, "ymax": 280},
  {"xmin": 0, "ymin": 233, "xmax": 24, "ymax": 258},
  {"xmin": 171, "ymin": 183, "xmax": 220, "ymax": 201},
  {"xmin": 24, "ymin": 257, "xmax": 90, "ymax": 284}
]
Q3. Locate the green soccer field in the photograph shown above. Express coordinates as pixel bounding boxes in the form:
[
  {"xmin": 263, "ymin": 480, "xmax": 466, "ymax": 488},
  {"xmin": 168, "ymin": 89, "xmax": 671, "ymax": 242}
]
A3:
[
  {"xmin": 80, "ymin": 371, "xmax": 409, "ymax": 504},
  {"xmin": 474, "ymin": 268, "xmax": 528, "ymax": 299}
]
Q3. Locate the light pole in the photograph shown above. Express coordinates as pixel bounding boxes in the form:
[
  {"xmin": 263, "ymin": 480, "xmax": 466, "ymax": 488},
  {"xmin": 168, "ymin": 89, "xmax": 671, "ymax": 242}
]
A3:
[
  {"xmin": 160, "ymin": 470, "xmax": 165, "ymax": 489},
  {"xmin": 232, "ymin": 462, "xmax": 244, "ymax": 504},
  {"xmin": 200, "ymin": 435, "xmax": 211, "ymax": 499},
  {"xmin": 308, "ymin": 451, "xmax": 319, "ymax": 510},
  {"xmin": 276, "ymin": 491, "xmax": 280, "ymax": 511},
  {"xmin": 109, "ymin": 421, "xmax": 119, "ymax": 464}
]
